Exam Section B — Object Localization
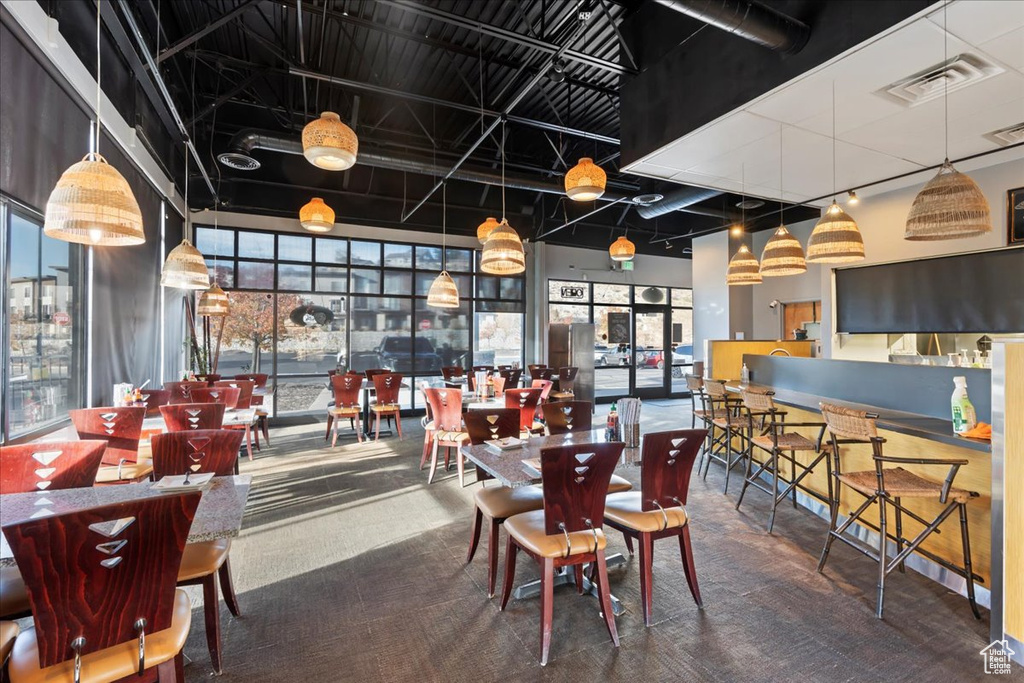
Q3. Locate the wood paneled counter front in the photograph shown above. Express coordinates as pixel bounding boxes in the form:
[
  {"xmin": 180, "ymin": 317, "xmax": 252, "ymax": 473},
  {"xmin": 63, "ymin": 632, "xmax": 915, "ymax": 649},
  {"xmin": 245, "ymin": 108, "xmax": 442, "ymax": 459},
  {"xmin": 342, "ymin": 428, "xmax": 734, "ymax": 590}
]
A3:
[{"xmin": 723, "ymin": 381, "xmax": 993, "ymax": 596}]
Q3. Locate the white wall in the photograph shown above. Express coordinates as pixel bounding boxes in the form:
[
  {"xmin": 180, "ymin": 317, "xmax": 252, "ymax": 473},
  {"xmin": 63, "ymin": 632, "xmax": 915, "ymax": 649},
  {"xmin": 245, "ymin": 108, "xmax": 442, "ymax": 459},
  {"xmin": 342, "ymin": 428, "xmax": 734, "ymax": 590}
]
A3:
[
  {"xmin": 692, "ymin": 231, "xmax": 730, "ymax": 362},
  {"xmin": 751, "ymin": 217, "xmax": 825, "ymax": 339}
]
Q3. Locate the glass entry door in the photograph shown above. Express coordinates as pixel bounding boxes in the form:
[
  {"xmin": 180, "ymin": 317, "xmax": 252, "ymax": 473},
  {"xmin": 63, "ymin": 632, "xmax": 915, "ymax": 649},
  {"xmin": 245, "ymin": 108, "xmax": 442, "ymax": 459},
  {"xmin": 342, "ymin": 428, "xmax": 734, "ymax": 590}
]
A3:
[{"xmin": 633, "ymin": 306, "xmax": 669, "ymax": 398}]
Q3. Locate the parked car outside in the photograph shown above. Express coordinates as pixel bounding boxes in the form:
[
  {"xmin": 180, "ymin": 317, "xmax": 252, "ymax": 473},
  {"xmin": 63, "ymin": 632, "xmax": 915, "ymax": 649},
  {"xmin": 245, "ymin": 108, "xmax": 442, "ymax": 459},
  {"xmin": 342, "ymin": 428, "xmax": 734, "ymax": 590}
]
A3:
[
  {"xmin": 597, "ymin": 344, "xmax": 646, "ymax": 366},
  {"xmin": 670, "ymin": 344, "xmax": 694, "ymax": 378}
]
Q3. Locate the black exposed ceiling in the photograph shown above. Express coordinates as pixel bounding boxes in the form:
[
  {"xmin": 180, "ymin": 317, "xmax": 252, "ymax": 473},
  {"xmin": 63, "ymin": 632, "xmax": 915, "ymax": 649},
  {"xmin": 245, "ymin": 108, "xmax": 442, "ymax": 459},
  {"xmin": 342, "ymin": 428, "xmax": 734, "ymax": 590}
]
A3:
[{"xmin": 46, "ymin": 0, "xmax": 831, "ymax": 257}]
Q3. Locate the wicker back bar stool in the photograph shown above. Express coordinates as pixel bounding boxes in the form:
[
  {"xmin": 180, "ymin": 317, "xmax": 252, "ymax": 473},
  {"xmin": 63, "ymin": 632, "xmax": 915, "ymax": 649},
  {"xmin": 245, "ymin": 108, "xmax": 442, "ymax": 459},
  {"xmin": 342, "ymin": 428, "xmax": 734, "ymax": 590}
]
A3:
[
  {"xmin": 733, "ymin": 389, "xmax": 830, "ymax": 533},
  {"xmin": 816, "ymin": 403, "xmax": 982, "ymax": 619},
  {"xmin": 699, "ymin": 379, "xmax": 750, "ymax": 493}
]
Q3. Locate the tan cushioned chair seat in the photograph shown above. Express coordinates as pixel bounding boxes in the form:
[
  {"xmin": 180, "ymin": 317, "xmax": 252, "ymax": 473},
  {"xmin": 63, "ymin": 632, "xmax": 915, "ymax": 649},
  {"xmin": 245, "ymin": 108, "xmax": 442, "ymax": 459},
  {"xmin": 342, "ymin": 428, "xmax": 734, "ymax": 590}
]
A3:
[
  {"xmin": 607, "ymin": 474, "xmax": 633, "ymax": 494},
  {"xmin": 94, "ymin": 459, "xmax": 154, "ymax": 484},
  {"xmin": 838, "ymin": 467, "xmax": 975, "ymax": 504},
  {"xmin": 177, "ymin": 539, "xmax": 231, "ymax": 582},
  {"xmin": 9, "ymin": 589, "xmax": 191, "ymax": 683},
  {"xmin": 371, "ymin": 404, "xmax": 400, "ymax": 413},
  {"xmin": 604, "ymin": 491, "xmax": 688, "ymax": 533},
  {"xmin": 504, "ymin": 509, "xmax": 606, "ymax": 558},
  {"xmin": 0, "ymin": 567, "xmax": 29, "ymax": 618},
  {"xmin": 1, "ymin": 620, "xmax": 18, "ymax": 665},
  {"xmin": 751, "ymin": 432, "xmax": 820, "ymax": 452},
  {"xmin": 474, "ymin": 485, "xmax": 544, "ymax": 519},
  {"xmin": 329, "ymin": 405, "xmax": 360, "ymax": 416},
  {"xmin": 435, "ymin": 430, "xmax": 468, "ymax": 442}
]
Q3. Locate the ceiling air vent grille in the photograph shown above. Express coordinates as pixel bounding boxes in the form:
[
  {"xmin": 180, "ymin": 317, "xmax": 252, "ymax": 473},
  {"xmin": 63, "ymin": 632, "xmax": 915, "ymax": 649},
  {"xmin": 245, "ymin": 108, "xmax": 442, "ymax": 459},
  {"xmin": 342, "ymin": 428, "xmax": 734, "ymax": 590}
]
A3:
[
  {"xmin": 984, "ymin": 122, "xmax": 1024, "ymax": 147},
  {"xmin": 881, "ymin": 54, "xmax": 1004, "ymax": 107}
]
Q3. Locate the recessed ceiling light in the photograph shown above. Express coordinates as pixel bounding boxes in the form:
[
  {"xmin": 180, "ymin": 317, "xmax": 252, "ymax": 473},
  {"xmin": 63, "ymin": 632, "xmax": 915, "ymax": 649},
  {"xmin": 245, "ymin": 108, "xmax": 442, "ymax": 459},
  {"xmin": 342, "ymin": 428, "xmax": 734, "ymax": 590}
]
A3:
[
  {"xmin": 632, "ymin": 193, "xmax": 664, "ymax": 206},
  {"xmin": 735, "ymin": 199, "xmax": 764, "ymax": 210}
]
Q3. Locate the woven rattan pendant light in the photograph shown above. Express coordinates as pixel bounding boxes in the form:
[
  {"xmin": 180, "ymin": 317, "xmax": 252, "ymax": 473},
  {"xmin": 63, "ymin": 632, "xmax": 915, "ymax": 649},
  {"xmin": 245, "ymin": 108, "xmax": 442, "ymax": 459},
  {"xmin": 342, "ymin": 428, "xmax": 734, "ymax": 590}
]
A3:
[
  {"xmin": 761, "ymin": 129, "xmax": 806, "ymax": 277},
  {"xmin": 476, "ymin": 216, "xmax": 500, "ymax": 244},
  {"xmin": 197, "ymin": 205, "xmax": 230, "ymax": 316},
  {"xmin": 481, "ymin": 121, "xmax": 525, "ymax": 275},
  {"xmin": 428, "ymin": 183, "xmax": 460, "ymax": 308},
  {"xmin": 905, "ymin": 2, "xmax": 990, "ymax": 241},
  {"xmin": 565, "ymin": 157, "xmax": 607, "ymax": 201},
  {"xmin": 162, "ymin": 146, "xmax": 211, "ymax": 290},
  {"xmin": 609, "ymin": 235, "xmax": 635, "ymax": 261},
  {"xmin": 727, "ymin": 167, "xmax": 762, "ymax": 285},
  {"xmin": 809, "ymin": 83, "xmax": 865, "ymax": 263},
  {"xmin": 302, "ymin": 112, "xmax": 358, "ymax": 171},
  {"xmin": 299, "ymin": 197, "xmax": 335, "ymax": 233},
  {"xmin": 44, "ymin": 4, "xmax": 144, "ymax": 246}
]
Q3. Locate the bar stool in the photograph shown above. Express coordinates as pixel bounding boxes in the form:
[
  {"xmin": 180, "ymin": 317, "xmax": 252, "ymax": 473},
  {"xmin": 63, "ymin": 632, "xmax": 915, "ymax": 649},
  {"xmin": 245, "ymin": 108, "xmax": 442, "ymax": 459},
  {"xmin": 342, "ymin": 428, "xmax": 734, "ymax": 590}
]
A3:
[
  {"xmin": 699, "ymin": 380, "xmax": 751, "ymax": 493},
  {"xmin": 734, "ymin": 389, "xmax": 830, "ymax": 533},
  {"xmin": 816, "ymin": 402, "xmax": 982, "ymax": 619}
]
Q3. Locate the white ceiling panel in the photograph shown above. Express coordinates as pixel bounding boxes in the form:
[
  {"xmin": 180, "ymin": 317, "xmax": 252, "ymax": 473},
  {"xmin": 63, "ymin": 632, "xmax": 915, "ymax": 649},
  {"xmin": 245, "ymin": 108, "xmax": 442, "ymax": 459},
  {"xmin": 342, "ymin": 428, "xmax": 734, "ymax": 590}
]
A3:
[{"xmin": 627, "ymin": 0, "xmax": 1024, "ymax": 204}]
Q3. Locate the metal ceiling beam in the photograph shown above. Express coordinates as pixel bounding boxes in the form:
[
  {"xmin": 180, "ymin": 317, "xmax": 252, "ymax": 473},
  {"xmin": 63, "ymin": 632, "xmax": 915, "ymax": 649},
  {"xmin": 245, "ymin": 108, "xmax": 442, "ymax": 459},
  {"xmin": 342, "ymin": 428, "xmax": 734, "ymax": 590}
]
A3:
[
  {"xmin": 535, "ymin": 197, "xmax": 630, "ymax": 240},
  {"xmin": 115, "ymin": 0, "xmax": 216, "ymax": 198},
  {"xmin": 289, "ymin": 66, "xmax": 620, "ymax": 145},
  {"xmin": 157, "ymin": 0, "xmax": 259, "ymax": 63},
  {"xmin": 275, "ymin": 0, "xmax": 619, "ymax": 98},
  {"xmin": 373, "ymin": 0, "xmax": 638, "ymax": 76},
  {"xmin": 187, "ymin": 68, "xmax": 268, "ymax": 127}
]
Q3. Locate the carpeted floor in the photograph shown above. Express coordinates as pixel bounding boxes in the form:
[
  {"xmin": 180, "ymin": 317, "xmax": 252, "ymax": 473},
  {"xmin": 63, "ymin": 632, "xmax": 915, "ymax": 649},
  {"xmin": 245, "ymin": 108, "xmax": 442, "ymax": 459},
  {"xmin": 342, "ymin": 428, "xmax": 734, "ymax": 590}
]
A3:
[{"xmin": 180, "ymin": 401, "xmax": 999, "ymax": 682}]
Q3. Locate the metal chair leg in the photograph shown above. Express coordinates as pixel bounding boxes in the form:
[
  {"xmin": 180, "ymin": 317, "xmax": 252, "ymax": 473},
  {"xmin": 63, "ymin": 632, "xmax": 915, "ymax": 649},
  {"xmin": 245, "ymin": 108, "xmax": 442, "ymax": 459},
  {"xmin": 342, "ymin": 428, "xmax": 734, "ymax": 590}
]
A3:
[
  {"xmin": 958, "ymin": 503, "xmax": 982, "ymax": 620},
  {"xmin": 894, "ymin": 496, "xmax": 906, "ymax": 573},
  {"xmin": 876, "ymin": 496, "xmax": 888, "ymax": 619}
]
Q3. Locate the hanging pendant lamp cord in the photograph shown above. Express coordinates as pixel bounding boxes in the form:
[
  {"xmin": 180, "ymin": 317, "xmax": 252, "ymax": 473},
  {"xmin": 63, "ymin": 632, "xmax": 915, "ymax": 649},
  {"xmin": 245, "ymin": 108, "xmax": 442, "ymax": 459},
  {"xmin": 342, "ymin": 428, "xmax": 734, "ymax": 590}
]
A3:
[
  {"xmin": 943, "ymin": 0, "xmax": 949, "ymax": 161},
  {"xmin": 832, "ymin": 80, "xmax": 837, "ymax": 203},
  {"xmin": 500, "ymin": 119, "xmax": 507, "ymax": 221},
  {"xmin": 779, "ymin": 124, "xmax": 785, "ymax": 227},
  {"xmin": 94, "ymin": 0, "xmax": 102, "ymax": 154}
]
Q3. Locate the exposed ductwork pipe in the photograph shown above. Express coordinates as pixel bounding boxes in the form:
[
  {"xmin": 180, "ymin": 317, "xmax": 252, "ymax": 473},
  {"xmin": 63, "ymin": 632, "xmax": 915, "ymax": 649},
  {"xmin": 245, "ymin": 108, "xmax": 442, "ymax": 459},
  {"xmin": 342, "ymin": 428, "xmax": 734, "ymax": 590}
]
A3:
[
  {"xmin": 653, "ymin": 0, "xmax": 810, "ymax": 54},
  {"xmin": 218, "ymin": 130, "xmax": 730, "ymax": 218},
  {"xmin": 634, "ymin": 185, "xmax": 726, "ymax": 219}
]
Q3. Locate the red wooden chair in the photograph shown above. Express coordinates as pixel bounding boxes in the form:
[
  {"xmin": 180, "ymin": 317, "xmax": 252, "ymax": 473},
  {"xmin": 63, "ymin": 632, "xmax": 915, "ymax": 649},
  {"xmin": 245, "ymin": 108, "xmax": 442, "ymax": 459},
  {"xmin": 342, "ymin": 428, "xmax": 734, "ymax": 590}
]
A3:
[
  {"xmin": 531, "ymin": 379, "xmax": 554, "ymax": 402},
  {"xmin": 163, "ymin": 381, "xmax": 208, "ymax": 404},
  {"xmin": 0, "ymin": 441, "xmax": 107, "ymax": 621},
  {"xmin": 534, "ymin": 368, "xmax": 556, "ymax": 382},
  {"xmin": 233, "ymin": 374, "xmax": 270, "ymax": 445},
  {"xmin": 151, "ymin": 430, "xmax": 245, "ymax": 673},
  {"xmin": 324, "ymin": 372, "xmax": 364, "ymax": 441},
  {"xmin": 160, "ymin": 403, "xmax": 226, "ymax": 432},
  {"xmin": 69, "ymin": 407, "xmax": 145, "ymax": 466},
  {"xmin": 370, "ymin": 373, "xmax": 403, "ymax": 441},
  {"xmin": 549, "ymin": 367, "xmax": 579, "ymax": 401},
  {"xmin": 441, "ymin": 366, "xmax": 464, "ymax": 381},
  {"xmin": 542, "ymin": 401, "xmax": 593, "ymax": 435},
  {"xmin": 418, "ymin": 380, "xmax": 436, "ymax": 468},
  {"xmin": 491, "ymin": 375, "xmax": 507, "ymax": 397},
  {"xmin": 328, "ymin": 374, "xmax": 364, "ymax": 445},
  {"xmin": 364, "ymin": 368, "xmax": 389, "ymax": 380},
  {"xmin": 527, "ymin": 363, "xmax": 547, "ymax": 380},
  {"xmin": 421, "ymin": 388, "xmax": 467, "ymax": 485},
  {"xmin": 0, "ymin": 441, "xmax": 106, "ymax": 494},
  {"xmin": 463, "ymin": 409, "xmax": 543, "ymax": 597},
  {"xmin": 3, "ymin": 493, "xmax": 201, "ymax": 681},
  {"xmin": 500, "ymin": 442, "xmax": 624, "ymax": 665},
  {"xmin": 504, "ymin": 388, "xmax": 544, "ymax": 435},
  {"xmin": 603, "ymin": 429, "xmax": 707, "ymax": 626},
  {"xmin": 214, "ymin": 379, "xmax": 259, "ymax": 453},
  {"xmin": 498, "ymin": 368, "xmax": 523, "ymax": 391},
  {"xmin": 189, "ymin": 386, "xmax": 241, "ymax": 409},
  {"xmin": 139, "ymin": 389, "xmax": 172, "ymax": 417}
]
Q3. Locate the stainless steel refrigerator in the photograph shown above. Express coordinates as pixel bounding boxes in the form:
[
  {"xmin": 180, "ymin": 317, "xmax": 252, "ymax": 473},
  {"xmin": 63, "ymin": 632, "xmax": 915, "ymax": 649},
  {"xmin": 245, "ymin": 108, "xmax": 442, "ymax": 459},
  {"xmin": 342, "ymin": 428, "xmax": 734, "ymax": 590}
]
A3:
[{"xmin": 548, "ymin": 323, "xmax": 595, "ymax": 405}]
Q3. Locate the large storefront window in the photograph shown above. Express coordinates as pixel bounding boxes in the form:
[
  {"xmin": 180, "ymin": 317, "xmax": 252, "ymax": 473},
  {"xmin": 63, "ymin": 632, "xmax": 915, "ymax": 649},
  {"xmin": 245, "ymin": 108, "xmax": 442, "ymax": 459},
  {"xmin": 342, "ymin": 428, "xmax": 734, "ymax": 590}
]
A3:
[
  {"xmin": 2, "ymin": 202, "xmax": 84, "ymax": 439},
  {"xmin": 546, "ymin": 279, "xmax": 693, "ymax": 399},
  {"xmin": 195, "ymin": 227, "xmax": 524, "ymax": 416}
]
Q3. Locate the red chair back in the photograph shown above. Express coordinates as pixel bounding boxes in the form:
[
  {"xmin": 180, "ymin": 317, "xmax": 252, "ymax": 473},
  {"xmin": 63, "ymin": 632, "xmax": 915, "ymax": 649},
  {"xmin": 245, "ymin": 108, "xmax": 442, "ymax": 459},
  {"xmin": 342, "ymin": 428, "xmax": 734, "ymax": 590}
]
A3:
[
  {"xmin": 492, "ymin": 376, "xmax": 506, "ymax": 397},
  {"xmin": 151, "ymin": 430, "xmax": 244, "ymax": 479},
  {"xmin": 639, "ymin": 429, "xmax": 707, "ymax": 511},
  {"xmin": 542, "ymin": 401, "xmax": 593, "ymax": 435},
  {"xmin": 556, "ymin": 367, "xmax": 579, "ymax": 393},
  {"xmin": 472, "ymin": 365, "xmax": 494, "ymax": 374},
  {"xmin": 527, "ymin": 363, "xmax": 547, "ymax": 379},
  {"xmin": 539, "ymin": 442, "xmax": 623, "ymax": 535},
  {"xmin": 163, "ymin": 381, "xmax": 207, "ymax": 404},
  {"xmin": 2, "ymin": 493, "xmax": 200, "ymax": 668},
  {"xmin": 463, "ymin": 409, "xmax": 519, "ymax": 445},
  {"xmin": 422, "ymin": 388, "xmax": 462, "ymax": 432},
  {"xmin": 159, "ymin": 403, "xmax": 226, "ymax": 432},
  {"xmin": 215, "ymin": 379, "xmax": 255, "ymax": 409},
  {"xmin": 189, "ymin": 386, "xmax": 241, "ymax": 409},
  {"xmin": 364, "ymin": 368, "xmax": 389, "ymax": 380},
  {"xmin": 505, "ymin": 388, "xmax": 542, "ymax": 431},
  {"xmin": 534, "ymin": 368, "xmax": 556, "ymax": 381},
  {"xmin": 531, "ymin": 379, "xmax": 554, "ymax": 402},
  {"xmin": 233, "ymin": 373, "xmax": 268, "ymax": 388},
  {"xmin": 0, "ymin": 441, "xmax": 106, "ymax": 493},
  {"xmin": 330, "ymin": 373, "xmax": 362, "ymax": 409},
  {"xmin": 138, "ymin": 389, "xmax": 171, "ymax": 417},
  {"xmin": 69, "ymin": 407, "xmax": 145, "ymax": 466},
  {"xmin": 441, "ymin": 366, "xmax": 464, "ymax": 380},
  {"xmin": 499, "ymin": 368, "xmax": 523, "ymax": 390},
  {"xmin": 372, "ymin": 373, "xmax": 403, "ymax": 407},
  {"xmin": 197, "ymin": 374, "xmax": 221, "ymax": 384}
]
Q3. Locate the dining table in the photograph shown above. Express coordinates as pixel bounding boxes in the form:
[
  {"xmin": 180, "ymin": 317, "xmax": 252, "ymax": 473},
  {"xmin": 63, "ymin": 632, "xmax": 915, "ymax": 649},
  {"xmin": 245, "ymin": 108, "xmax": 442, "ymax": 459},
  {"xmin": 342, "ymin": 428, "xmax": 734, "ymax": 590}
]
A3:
[
  {"xmin": 0, "ymin": 475, "xmax": 252, "ymax": 567},
  {"xmin": 460, "ymin": 428, "xmax": 640, "ymax": 614}
]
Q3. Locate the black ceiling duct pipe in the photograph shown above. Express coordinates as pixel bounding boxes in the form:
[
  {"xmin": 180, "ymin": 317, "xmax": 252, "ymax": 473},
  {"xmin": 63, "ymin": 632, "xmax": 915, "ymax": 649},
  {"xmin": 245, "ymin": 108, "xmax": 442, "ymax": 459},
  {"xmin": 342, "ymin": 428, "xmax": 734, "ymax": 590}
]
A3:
[
  {"xmin": 653, "ymin": 0, "xmax": 810, "ymax": 54},
  {"xmin": 634, "ymin": 186, "xmax": 725, "ymax": 219},
  {"xmin": 218, "ymin": 130, "xmax": 734, "ymax": 219}
]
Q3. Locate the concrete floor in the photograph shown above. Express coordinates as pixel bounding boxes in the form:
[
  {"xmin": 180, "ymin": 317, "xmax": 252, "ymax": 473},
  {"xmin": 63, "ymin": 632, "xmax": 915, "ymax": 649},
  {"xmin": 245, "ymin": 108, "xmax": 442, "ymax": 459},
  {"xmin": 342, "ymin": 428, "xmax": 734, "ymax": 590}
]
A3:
[{"xmin": 181, "ymin": 400, "xmax": 1001, "ymax": 682}]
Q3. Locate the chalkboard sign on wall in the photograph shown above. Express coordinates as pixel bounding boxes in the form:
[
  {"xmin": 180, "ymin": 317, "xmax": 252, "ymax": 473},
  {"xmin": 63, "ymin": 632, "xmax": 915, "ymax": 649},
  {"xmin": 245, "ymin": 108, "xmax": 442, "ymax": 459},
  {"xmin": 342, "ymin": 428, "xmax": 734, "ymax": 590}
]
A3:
[{"xmin": 835, "ymin": 247, "xmax": 1024, "ymax": 334}]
